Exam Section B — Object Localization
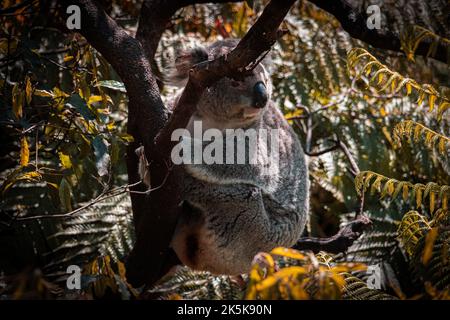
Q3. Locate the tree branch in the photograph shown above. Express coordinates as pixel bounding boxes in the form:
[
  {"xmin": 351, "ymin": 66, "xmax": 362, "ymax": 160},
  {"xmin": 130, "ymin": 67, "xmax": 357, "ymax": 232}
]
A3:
[
  {"xmin": 293, "ymin": 215, "xmax": 372, "ymax": 254},
  {"xmin": 308, "ymin": 0, "xmax": 449, "ymax": 64},
  {"xmin": 155, "ymin": 1, "xmax": 295, "ymax": 157}
]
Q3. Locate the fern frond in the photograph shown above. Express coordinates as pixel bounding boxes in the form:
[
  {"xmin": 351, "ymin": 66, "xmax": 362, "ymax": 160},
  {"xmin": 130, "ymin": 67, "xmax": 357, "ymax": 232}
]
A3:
[
  {"xmin": 355, "ymin": 171, "xmax": 449, "ymax": 213},
  {"xmin": 43, "ymin": 193, "xmax": 134, "ymax": 277},
  {"xmin": 400, "ymin": 25, "xmax": 450, "ymax": 62},
  {"xmin": 410, "ymin": 220, "xmax": 450, "ymax": 291},
  {"xmin": 148, "ymin": 267, "xmax": 245, "ymax": 300},
  {"xmin": 347, "ymin": 48, "xmax": 450, "ymax": 120},
  {"xmin": 393, "ymin": 120, "xmax": 450, "ymax": 156},
  {"xmin": 397, "ymin": 211, "xmax": 431, "ymax": 256},
  {"xmin": 342, "ymin": 274, "xmax": 397, "ymax": 300}
]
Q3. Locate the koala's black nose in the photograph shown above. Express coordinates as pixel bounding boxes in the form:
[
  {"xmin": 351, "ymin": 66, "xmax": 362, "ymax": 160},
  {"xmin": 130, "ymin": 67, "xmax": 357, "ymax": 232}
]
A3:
[{"xmin": 252, "ymin": 82, "xmax": 268, "ymax": 108}]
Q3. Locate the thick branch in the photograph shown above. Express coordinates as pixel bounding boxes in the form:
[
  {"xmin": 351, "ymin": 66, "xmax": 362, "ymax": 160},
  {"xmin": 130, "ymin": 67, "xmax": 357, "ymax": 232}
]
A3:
[
  {"xmin": 308, "ymin": 0, "xmax": 449, "ymax": 64},
  {"xmin": 59, "ymin": 0, "xmax": 173, "ymax": 287},
  {"xmin": 155, "ymin": 0, "xmax": 296, "ymax": 157}
]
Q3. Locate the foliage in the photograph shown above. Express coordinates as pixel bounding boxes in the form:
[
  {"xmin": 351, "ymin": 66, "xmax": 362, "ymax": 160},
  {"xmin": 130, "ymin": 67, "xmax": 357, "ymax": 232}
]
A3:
[
  {"xmin": 245, "ymin": 248, "xmax": 366, "ymax": 300},
  {"xmin": 347, "ymin": 48, "xmax": 449, "ymax": 120},
  {"xmin": 347, "ymin": 51, "xmax": 450, "ymax": 298},
  {"xmin": 148, "ymin": 267, "xmax": 245, "ymax": 300}
]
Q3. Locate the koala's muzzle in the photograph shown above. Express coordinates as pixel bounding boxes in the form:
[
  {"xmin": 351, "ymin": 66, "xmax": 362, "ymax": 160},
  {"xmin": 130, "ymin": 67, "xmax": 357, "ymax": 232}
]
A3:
[{"xmin": 252, "ymin": 81, "xmax": 268, "ymax": 108}]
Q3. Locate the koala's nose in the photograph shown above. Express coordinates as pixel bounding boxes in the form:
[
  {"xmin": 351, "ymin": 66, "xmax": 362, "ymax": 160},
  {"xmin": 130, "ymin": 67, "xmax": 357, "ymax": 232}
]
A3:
[{"xmin": 252, "ymin": 82, "xmax": 268, "ymax": 108}]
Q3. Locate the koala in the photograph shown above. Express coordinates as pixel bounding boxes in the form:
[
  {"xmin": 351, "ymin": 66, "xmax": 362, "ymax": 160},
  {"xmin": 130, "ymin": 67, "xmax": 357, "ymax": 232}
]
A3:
[{"xmin": 139, "ymin": 39, "xmax": 309, "ymax": 275}]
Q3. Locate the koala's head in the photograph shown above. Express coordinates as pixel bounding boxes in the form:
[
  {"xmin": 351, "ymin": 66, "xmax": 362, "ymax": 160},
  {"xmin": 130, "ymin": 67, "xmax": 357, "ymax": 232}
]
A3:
[{"xmin": 167, "ymin": 39, "xmax": 273, "ymax": 127}]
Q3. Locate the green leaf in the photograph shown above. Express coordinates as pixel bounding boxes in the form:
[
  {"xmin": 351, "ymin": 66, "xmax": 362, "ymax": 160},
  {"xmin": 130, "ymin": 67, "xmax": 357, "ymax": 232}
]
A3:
[
  {"xmin": 92, "ymin": 135, "xmax": 110, "ymax": 177},
  {"xmin": 66, "ymin": 93, "xmax": 96, "ymax": 120},
  {"xmin": 97, "ymin": 80, "xmax": 126, "ymax": 93},
  {"xmin": 59, "ymin": 177, "xmax": 72, "ymax": 212}
]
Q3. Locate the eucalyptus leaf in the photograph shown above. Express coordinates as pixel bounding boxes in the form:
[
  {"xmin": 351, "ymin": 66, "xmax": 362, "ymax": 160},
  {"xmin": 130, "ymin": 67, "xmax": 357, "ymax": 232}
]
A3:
[
  {"xmin": 92, "ymin": 135, "xmax": 111, "ymax": 177},
  {"xmin": 97, "ymin": 80, "xmax": 127, "ymax": 93}
]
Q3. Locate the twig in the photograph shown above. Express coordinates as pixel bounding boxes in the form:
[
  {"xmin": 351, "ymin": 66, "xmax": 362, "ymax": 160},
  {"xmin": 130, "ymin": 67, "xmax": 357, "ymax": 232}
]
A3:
[{"xmin": 13, "ymin": 180, "xmax": 145, "ymax": 221}]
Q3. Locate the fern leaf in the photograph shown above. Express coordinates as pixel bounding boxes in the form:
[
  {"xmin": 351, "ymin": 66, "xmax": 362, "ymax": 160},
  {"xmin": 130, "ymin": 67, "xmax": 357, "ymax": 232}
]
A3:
[
  {"xmin": 355, "ymin": 171, "xmax": 450, "ymax": 212},
  {"xmin": 347, "ymin": 48, "xmax": 450, "ymax": 120},
  {"xmin": 393, "ymin": 120, "xmax": 450, "ymax": 156}
]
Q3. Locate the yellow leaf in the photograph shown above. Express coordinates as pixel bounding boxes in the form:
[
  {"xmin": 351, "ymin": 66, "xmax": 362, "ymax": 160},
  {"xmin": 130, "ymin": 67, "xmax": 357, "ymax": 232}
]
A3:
[
  {"xmin": 416, "ymin": 188, "xmax": 423, "ymax": 208},
  {"xmin": 388, "ymin": 181, "xmax": 395, "ymax": 196},
  {"xmin": 118, "ymin": 133, "xmax": 134, "ymax": 143},
  {"xmin": 34, "ymin": 89, "xmax": 54, "ymax": 97},
  {"xmin": 46, "ymin": 182, "xmax": 59, "ymax": 190},
  {"xmin": 107, "ymin": 122, "xmax": 115, "ymax": 131},
  {"xmin": 429, "ymin": 192, "xmax": 435, "ymax": 213},
  {"xmin": 391, "ymin": 78, "xmax": 397, "ymax": 93},
  {"xmin": 442, "ymin": 194, "xmax": 448, "ymax": 210},
  {"xmin": 12, "ymin": 84, "xmax": 23, "ymax": 119},
  {"xmin": 224, "ymin": 22, "xmax": 232, "ymax": 34},
  {"xmin": 428, "ymin": 95, "xmax": 436, "ymax": 112},
  {"xmin": 52, "ymin": 87, "xmax": 69, "ymax": 99},
  {"xmin": 422, "ymin": 228, "xmax": 438, "ymax": 265},
  {"xmin": 271, "ymin": 247, "xmax": 306, "ymax": 261},
  {"xmin": 417, "ymin": 92, "xmax": 425, "ymax": 106},
  {"xmin": 406, "ymin": 83, "xmax": 412, "ymax": 95},
  {"xmin": 63, "ymin": 55, "xmax": 74, "ymax": 62},
  {"xmin": 58, "ymin": 152, "xmax": 72, "ymax": 169},
  {"xmin": 25, "ymin": 76, "xmax": 32, "ymax": 105},
  {"xmin": 438, "ymin": 138, "xmax": 446, "ymax": 155},
  {"xmin": 402, "ymin": 184, "xmax": 409, "ymax": 201},
  {"xmin": 20, "ymin": 136, "xmax": 29, "ymax": 167},
  {"xmin": 88, "ymin": 95, "xmax": 103, "ymax": 105}
]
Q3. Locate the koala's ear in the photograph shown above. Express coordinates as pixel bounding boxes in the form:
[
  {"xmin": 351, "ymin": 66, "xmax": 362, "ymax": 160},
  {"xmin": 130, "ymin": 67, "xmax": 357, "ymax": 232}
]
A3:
[{"xmin": 164, "ymin": 46, "xmax": 209, "ymax": 87}]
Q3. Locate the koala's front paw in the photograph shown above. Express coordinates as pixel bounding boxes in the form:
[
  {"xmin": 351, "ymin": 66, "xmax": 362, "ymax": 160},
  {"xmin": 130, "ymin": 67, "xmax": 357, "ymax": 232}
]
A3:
[{"xmin": 135, "ymin": 146, "xmax": 151, "ymax": 187}]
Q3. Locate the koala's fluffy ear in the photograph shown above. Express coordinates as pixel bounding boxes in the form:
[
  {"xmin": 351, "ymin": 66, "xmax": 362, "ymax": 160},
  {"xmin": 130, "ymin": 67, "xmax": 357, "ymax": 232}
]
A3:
[{"xmin": 165, "ymin": 46, "xmax": 209, "ymax": 87}]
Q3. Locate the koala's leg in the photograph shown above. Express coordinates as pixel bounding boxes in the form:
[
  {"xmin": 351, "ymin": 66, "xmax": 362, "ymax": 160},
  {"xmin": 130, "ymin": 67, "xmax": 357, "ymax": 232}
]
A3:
[{"xmin": 135, "ymin": 146, "xmax": 151, "ymax": 187}]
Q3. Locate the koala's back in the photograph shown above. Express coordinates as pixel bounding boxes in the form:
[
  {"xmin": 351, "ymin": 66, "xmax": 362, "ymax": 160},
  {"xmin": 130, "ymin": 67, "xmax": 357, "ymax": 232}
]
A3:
[{"xmin": 171, "ymin": 102, "xmax": 309, "ymax": 275}]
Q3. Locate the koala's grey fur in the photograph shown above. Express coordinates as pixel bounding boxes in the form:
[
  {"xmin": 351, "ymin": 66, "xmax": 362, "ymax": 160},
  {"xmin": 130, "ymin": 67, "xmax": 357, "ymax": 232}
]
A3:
[{"xmin": 140, "ymin": 39, "xmax": 309, "ymax": 275}]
